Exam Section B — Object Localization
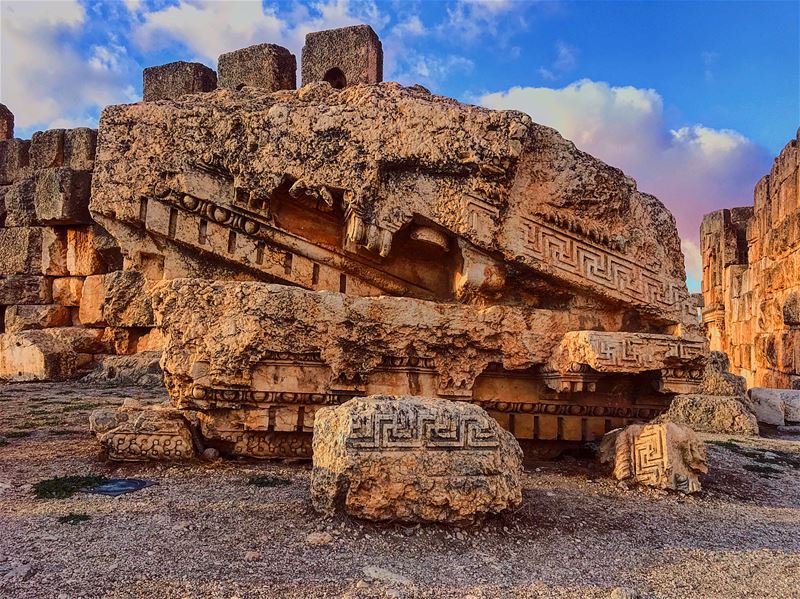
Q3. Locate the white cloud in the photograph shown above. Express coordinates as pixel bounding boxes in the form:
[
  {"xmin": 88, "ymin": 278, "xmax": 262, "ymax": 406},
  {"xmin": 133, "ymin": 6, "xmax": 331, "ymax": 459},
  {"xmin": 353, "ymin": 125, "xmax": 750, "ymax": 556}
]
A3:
[
  {"xmin": 0, "ymin": 0, "xmax": 135, "ymax": 131},
  {"xmin": 480, "ymin": 79, "xmax": 771, "ymax": 291},
  {"xmin": 442, "ymin": 0, "xmax": 522, "ymax": 41},
  {"xmin": 539, "ymin": 41, "xmax": 577, "ymax": 81}
]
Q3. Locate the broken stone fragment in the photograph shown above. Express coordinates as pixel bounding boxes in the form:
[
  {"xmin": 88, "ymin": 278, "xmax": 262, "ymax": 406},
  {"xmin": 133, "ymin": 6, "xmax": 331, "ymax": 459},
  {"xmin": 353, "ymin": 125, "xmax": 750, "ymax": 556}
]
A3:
[
  {"xmin": 657, "ymin": 394, "xmax": 758, "ymax": 435},
  {"xmin": 748, "ymin": 387, "xmax": 800, "ymax": 426},
  {"xmin": 90, "ymin": 402, "xmax": 195, "ymax": 461},
  {"xmin": 0, "ymin": 327, "xmax": 108, "ymax": 381},
  {"xmin": 217, "ymin": 43, "xmax": 296, "ymax": 92},
  {"xmin": 598, "ymin": 422, "xmax": 708, "ymax": 493},
  {"xmin": 310, "ymin": 395, "xmax": 523, "ymax": 524},
  {"xmin": 143, "ymin": 61, "xmax": 217, "ymax": 102}
]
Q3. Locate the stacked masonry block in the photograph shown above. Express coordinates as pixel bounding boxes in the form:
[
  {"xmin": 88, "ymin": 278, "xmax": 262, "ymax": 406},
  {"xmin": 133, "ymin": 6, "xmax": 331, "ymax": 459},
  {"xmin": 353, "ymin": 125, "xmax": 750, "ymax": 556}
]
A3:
[{"xmin": 0, "ymin": 127, "xmax": 161, "ymax": 381}]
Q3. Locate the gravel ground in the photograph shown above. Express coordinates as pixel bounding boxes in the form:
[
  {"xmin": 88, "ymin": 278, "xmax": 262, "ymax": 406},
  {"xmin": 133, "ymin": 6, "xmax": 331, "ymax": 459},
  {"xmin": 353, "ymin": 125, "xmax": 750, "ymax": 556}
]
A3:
[{"xmin": 1, "ymin": 383, "xmax": 799, "ymax": 599}]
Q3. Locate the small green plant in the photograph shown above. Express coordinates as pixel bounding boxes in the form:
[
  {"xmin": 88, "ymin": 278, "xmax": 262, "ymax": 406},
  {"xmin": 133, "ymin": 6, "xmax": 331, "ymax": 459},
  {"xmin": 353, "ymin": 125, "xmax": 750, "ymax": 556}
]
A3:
[
  {"xmin": 34, "ymin": 475, "xmax": 108, "ymax": 499},
  {"xmin": 247, "ymin": 475, "xmax": 291, "ymax": 488},
  {"xmin": 58, "ymin": 513, "xmax": 91, "ymax": 525}
]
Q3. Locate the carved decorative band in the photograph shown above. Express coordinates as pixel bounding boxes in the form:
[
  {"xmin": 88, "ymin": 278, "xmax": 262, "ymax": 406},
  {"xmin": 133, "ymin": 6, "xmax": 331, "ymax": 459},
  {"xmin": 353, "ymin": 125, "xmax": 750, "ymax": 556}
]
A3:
[{"xmin": 476, "ymin": 400, "xmax": 660, "ymax": 419}]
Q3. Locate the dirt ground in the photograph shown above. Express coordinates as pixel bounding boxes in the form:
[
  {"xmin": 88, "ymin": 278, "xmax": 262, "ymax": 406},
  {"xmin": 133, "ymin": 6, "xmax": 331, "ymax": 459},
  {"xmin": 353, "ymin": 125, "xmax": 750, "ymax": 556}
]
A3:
[{"xmin": 1, "ymin": 382, "xmax": 799, "ymax": 599}]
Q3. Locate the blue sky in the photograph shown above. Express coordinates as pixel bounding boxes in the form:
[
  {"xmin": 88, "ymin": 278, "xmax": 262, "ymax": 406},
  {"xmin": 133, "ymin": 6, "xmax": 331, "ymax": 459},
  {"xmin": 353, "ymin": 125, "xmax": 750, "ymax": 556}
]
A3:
[{"xmin": 2, "ymin": 0, "xmax": 798, "ymax": 290}]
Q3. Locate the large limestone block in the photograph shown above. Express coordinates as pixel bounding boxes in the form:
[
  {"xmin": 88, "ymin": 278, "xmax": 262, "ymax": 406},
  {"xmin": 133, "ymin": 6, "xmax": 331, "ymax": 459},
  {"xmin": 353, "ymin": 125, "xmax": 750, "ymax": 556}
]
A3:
[
  {"xmin": 52, "ymin": 276, "xmax": 84, "ymax": 306},
  {"xmin": 0, "ymin": 139, "xmax": 30, "ymax": 185},
  {"xmin": 0, "ymin": 275, "xmax": 52, "ymax": 305},
  {"xmin": 79, "ymin": 271, "xmax": 155, "ymax": 328},
  {"xmin": 0, "ymin": 226, "xmax": 66, "ymax": 276},
  {"xmin": 34, "ymin": 167, "xmax": 92, "ymax": 225},
  {"xmin": 0, "ymin": 104, "xmax": 12, "ymax": 140},
  {"xmin": 143, "ymin": 61, "xmax": 217, "ymax": 102},
  {"xmin": 748, "ymin": 388, "xmax": 800, "ymax": 425},
  {"xmin": 310, "ymin": 395, "xmax": 523, "ymax": 523},
  {"xmin": 657, "ymin": 395, "xmax": 758, "ymax": 435},
  {"xmin": 66, "ymin": 227, "xmax": 106, "ymax": 275},
  {"xmin": 301, "ymin": 25, "xmax": 383, "ymax": 87},
  {"xmin": 30, "ymin": 129, "xmax": 65, "ymax": 170},
  {"xmin": 217, "ymin": 44, "xmax": 296, "ymax": 91},
  {"xmin": 599, "ymin": 423, "xmax": 708, "ymax": 493},
  {"xmin": 0, "ymin": 327, "xmax": 107, "ymax": 381},
  {"xmin": 63, "ymin": 128, "xmax": 97, "ymax": 170},
  {"xmin": 90, "ymin": 400, "xmax": 195, "ymax": 461},
  {"xmin": 697, "ymin": 351, "xmax": 746, "ymax": 396},
  {"xmin": 4, "ymin": 304, "xmax": 72, "ymax": 332},
  {"xmin": 3, "ymin": 178, "xmax": 37, "ymax": 226}
]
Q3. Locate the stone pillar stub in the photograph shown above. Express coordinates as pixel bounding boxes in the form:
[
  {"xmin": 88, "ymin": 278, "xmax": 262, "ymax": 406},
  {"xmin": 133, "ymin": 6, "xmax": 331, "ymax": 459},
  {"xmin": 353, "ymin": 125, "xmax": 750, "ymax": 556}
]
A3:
[
  {"xmin": 301, "ymin": 24, "xmax": 383, "ymax": 88},
  {"xmin": 217, "ymin": 44, "xmax": 296, "ymax": 92},
  {"xmin": 0, "ymin": 104, "xmax": 13, "ymax": 140},
  {"xmin": 143, "ymin": 61, "xmax": 218, "ymax": 102}
]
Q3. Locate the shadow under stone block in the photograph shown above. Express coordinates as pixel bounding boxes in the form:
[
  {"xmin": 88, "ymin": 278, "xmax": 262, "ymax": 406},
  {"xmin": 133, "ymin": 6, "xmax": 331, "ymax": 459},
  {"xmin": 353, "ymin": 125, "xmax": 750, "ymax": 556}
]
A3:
[
  {"xmin": 301, "ymin": 24, "xmax": 383, "ymax": 88},
  {"xmin": 218, "ymin": 44, "xmax": 296, "ymax": 91},
  {"xmin": 143, "ymin": 61, "xmax": 217, "ymax": 102}
]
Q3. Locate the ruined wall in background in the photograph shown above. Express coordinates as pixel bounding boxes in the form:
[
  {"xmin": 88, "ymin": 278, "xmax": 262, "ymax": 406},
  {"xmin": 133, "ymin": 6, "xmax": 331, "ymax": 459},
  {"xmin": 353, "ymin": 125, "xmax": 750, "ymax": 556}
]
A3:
[{"xmin": 701, "ymin": 129, "xmax": 800, "ymax": 388}]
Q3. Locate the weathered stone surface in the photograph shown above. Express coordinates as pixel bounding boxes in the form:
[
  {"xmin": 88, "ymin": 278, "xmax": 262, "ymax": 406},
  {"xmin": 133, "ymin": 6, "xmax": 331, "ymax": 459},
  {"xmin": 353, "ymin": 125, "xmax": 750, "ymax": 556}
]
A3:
[
  {"xmin": 0, "ymin": 104, "xmax": 13, "ymax": 140},
  {"xmin": 30, "ymin": 129, "xmax": 65, "ymax": 170},
  {"xmin": 301, "ymin": 25, "xmax": 382, "ymax": 87},
  {"xmin": 0, "ymin": 327, "xmax": 107, "ymax": 381},
  {"xmin": 0, "ymin": 275, "xmax": 52, "ymax": 305},
  {"xmin": 78, "ymin": 274, "xmax": 108, "ymax": 325},
  {"xmin": 4, "ymin": 304, "xmax": 72, "ymax": 332},
  {"xmin": 34, "ymin": 167, "xmax": 92, "ymax": 224},
  {"xmin": 3, "ymin": 178, "xmax": 36, "ymax": 226},
  {"xmin": 90, "ymin": 400, "xmax": 195, "ymax": 460},
  {"xmin": 63, "ymin": 128, "xmax": 97, "ymax": 170},
  {"xmin": 657, "ymin": 395, "xmax": 759, "ymax": 435},
  {"xmin": 701, "ymin": 130, "xmax": 800, "ymax": 388},
  {"xmin": 697, "ymin": 351, "xmax": 746, "ymax": 396},
  {"xmin": 81, "ymin": 352, "xmax": 163, "ymax": 387},
  {"xmin": 0, "ymin": 227, "xmax": 66, "ymax": 276},
  {"xmin": 52, "ymin": 276, "xmax": 84, "ymax": 306},
  {"xmin": 599, "ymin": 422, "xmax": 708, "ymax": 493},
  {"xmin": 217, "ymin": 44, "xmax": 295, "ymax": 91},
  {"xmin": 91, "ymin": 83, "xmax": 698, "ymax": 332},
  {"xmin": 66, "ymin": 226, "xmax": 106, "ymax": 275},
  {"xmin": 0, "ymin": 138, "xmax": 30, "ymax": 185},
  {"xmin": 143, "ymin": 61, "xmax": 217, "ymax": 102},
  {"xmin": 748, "ymin": 387, "xmax": 800, "ymax": 426},
  {"xmin": 79, "ymin": 270, "xmax": 154, "ymax": 327},
  {"xmin": 310, "ymin": 395, "xmax": 523, "ymax": 523}
]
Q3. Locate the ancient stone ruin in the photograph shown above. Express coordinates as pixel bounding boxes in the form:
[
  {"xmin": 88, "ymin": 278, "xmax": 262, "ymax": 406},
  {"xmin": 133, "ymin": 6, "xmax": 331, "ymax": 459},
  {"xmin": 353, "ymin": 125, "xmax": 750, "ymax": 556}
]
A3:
[
  {"xmin": 701, "ymin": 129, "xmax": 800, "ymax": 389},
  {"xmin": 1, "ymin": 26, "xmax": 712, "ymax": 492}
]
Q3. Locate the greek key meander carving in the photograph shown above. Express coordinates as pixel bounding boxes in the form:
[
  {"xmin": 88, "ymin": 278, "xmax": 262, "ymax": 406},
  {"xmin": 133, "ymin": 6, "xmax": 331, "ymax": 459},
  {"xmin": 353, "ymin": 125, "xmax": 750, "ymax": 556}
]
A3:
[
  {"xmin": 591, "ymin": 335, "xmax": 705, "ymax": 368},
  {"xmin": 348, "ymin": 407, "xmax": 500, "ymax": 451}
]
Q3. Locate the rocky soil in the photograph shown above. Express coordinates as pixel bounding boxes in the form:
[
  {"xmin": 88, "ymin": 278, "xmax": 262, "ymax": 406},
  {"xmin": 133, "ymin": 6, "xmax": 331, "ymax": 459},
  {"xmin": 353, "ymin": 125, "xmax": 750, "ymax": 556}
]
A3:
[{"xmin": 1, "ymin": 382, "xmax": 799, "ymax": 599}]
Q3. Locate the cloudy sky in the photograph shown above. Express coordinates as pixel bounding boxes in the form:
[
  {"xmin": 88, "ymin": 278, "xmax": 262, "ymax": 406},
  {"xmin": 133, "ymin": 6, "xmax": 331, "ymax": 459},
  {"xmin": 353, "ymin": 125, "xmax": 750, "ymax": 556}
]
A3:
[{"xmin": 1, "ymin": 0, "xmax": 798, "ymax": 291}]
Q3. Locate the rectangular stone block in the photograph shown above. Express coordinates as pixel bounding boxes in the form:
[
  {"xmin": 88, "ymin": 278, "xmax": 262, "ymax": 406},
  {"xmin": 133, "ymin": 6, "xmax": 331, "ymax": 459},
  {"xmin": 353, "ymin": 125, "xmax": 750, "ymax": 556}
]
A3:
[
  {"xmin": 35, "ymin": 167, "xmax": 92, "ymax": 225},
  {"xmin": 64, "ymin": 128, "xmax": 97, "ymax": 170},
  {"xmin": 0, "ymin": 104, "xmax": 12, "ymax": 140},
  {"xmin": 301, "ymin": 25, "xmax": 383, "ymax": 87},
  {"xmin": 143, "ymin": 61, "xmax": 217, "ymax": 102},
  {"xmin": 30, "ymin": 129, "xmax": 65, "ymax": 170},
  {"xmin": 4, "ymin": 304, "xmax": 72, "ymax": 332},
  {"xmin": 0, "ymin": 327, "xmax": 108, "ymax": 381},
  {"xmin": 0, "ymin": 185, "xmax": 7, "ymax": 226},
  {"xmin": 0, "ymin": 138, "xmax": 30, "ymax": 184},
  {"xmin": 218, "ymin": 44, "xmax": 296, "ymax": 91},
  {"xmin": 0, "ymin": 276, "xmax": 52, "ymax": 305},
  {"xmin": 42, "ymin": 227, "xmax": 68, "ymax": 276},
  {"xmin": 79, "ymin": 274, "xmax": 107, "ymax": 326},
  {"xmin": 0, "ymin": 227, "xmax": 43, "ymax": 275},
  {"xmin": 3, "ymin": 177, "xmax": 37, "ymax": 226},
  {"xmin": 67, "ymin": 227, "xmax": 105, "ymax": 275},
  {"xmin": 52, "ymin": 276, "xmax": 84, "ymax": 306}
]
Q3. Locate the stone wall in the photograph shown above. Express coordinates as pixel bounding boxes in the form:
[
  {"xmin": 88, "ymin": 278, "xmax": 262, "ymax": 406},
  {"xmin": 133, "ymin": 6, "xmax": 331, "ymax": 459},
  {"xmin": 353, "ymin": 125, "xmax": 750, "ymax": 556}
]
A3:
[{"xmin": 701, "ymin": 129, "xmax": 800, "ymax": 388}]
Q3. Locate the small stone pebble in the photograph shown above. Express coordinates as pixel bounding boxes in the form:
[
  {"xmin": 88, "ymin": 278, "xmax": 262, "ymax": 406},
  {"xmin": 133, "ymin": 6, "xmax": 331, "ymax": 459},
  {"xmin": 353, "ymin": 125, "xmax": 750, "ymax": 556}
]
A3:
[
  {"xmin": 201, "ymin": 447, "xmax": 220, "ymax": 460},
  {"xmin": 244, "ymin": 551, "xmax": 261, "ymax": 562},
  {"xmin": 307, "ymin": 531, "xmax": 334, "ymax": 545}
]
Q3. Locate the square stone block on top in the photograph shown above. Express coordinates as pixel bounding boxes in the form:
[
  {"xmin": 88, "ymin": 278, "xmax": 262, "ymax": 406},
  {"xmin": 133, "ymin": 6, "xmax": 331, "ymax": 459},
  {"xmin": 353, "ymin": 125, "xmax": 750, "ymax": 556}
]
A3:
[
  {"xmin": 218, "ymin": 44, "xmax": 296, "ymax": 91},
  {"xmin": 143, "ymin": 61, "xmax": 217, "ymax": 102},
  {"xmin": 301, "ymin": 24, "xmax": 383, "ymax": 88}
]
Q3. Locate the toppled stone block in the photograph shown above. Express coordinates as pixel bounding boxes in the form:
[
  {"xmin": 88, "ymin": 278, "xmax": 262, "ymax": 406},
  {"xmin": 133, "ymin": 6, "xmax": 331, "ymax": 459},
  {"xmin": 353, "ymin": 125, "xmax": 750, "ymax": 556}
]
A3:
[
  {"xmin": 67, "ymin": 226, "xmax": 106, "ymax": 275},
  {"xmin": 30, "ymin": 129, "xmax": 65, "ymax": 170},
  {"xmin": 302, "ymin": 24, "xmax": 383, "ymax": 87},
  {"xmin": 0, "ymin": 139, "xmax": 30, "ymax": 185},
  {"xmin": 34, "ymin": 167, "xmax": 92, "ymax": 224},
  {"xmin": 217, "ymin": 44, "xmax": 296, "ymax": 91},
  {"xmin": 143, "ymin": 61, "xmax": 217, "ymax": 102},
  {"xmin": 52, "ymin": 276, "xmax": 84, "ymax": 306},
  {"xmin": 4, "ymin": 304, "xmax": 72, "ymax": 332},
  {"xmin": 311, "ymin": 395, "xmax": 523, "ymax": 523},
  {"xmin": 599, "ymin": 422, "xmax": 708, "ymax": 493},
  {"xmin": 0, "ymin": 104, "xmax": 12, "ymax": 140},
  {"xmin": 657, "ymin": 395, "xmax": 758, "ymax": 435},
  {"xmin": 0, "ymin": 327, "xmax": 107, "ymax": 381},
  {"xmin": 697, "ymin": 351, "xmax": 746, "ymax": 396},
  {"xmin": 64, "ymin": 128, "xmax": 97, "ymax": 170},
  {"xmin": 81, "ymin": 352, "xmax": 163, "ymax": 387},
  {"xmin": 748, "ymin": 387, "xmax": 800, "ymax": 426},
  {"xmin": 0, "ymin": 276, "xmax": 52, "ymax": 305},
  {"xmin": 3, "ymin": 178, "xmax": 36, "ymax": 226},
  {"xmin": 90, "ymin": 400, "xmax": 195, "ymax": 461}
]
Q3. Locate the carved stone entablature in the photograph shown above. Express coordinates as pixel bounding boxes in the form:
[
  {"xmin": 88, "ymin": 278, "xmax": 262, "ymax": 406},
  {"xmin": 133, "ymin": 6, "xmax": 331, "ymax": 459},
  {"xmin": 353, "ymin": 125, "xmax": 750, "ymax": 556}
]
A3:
[
  {"xmin": 659, "ymin": 367, "xmax": 704, "ymax": 394},
  {"xmin": 539, "ymin": 363, "xmax": 601, "ymax": 393}
]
